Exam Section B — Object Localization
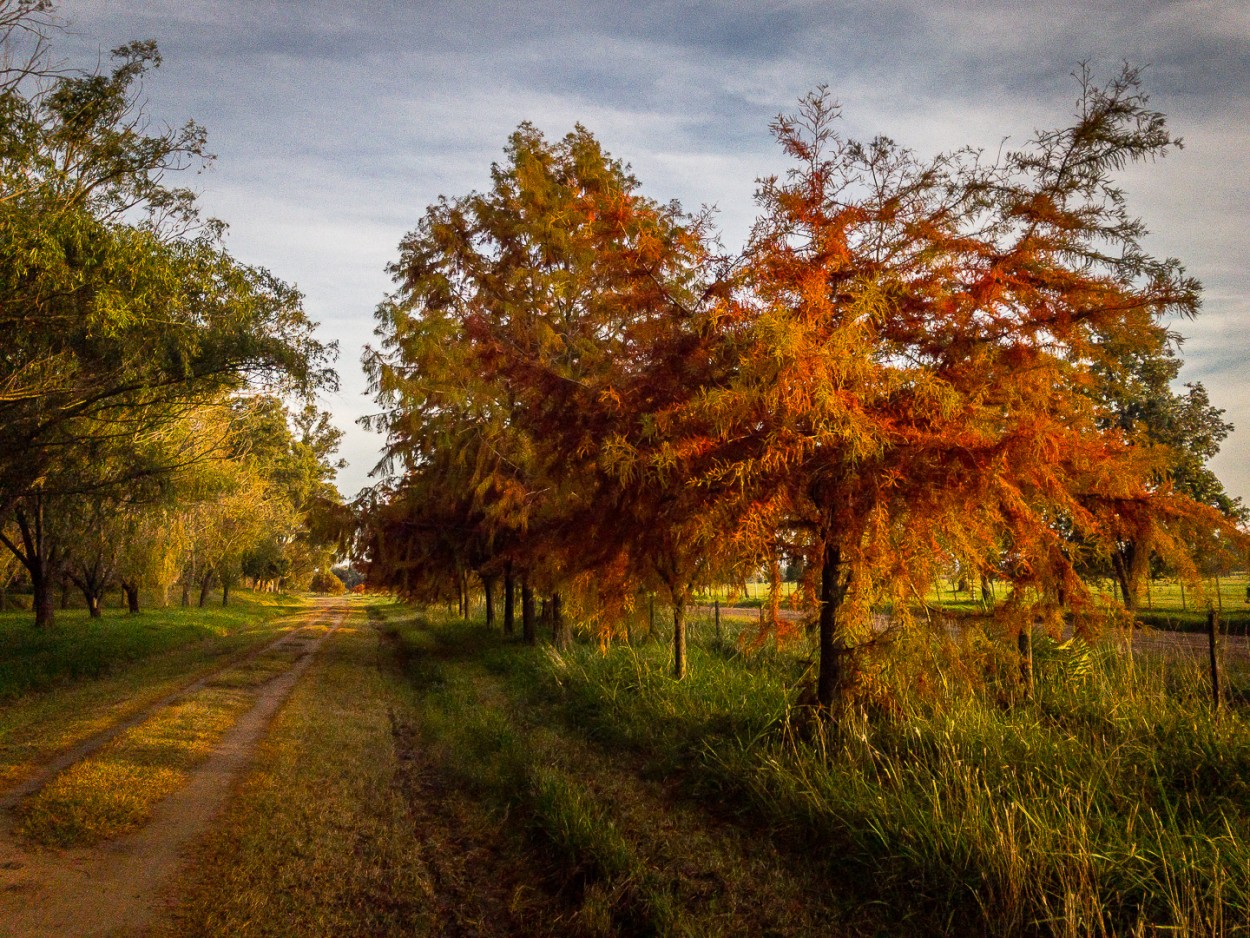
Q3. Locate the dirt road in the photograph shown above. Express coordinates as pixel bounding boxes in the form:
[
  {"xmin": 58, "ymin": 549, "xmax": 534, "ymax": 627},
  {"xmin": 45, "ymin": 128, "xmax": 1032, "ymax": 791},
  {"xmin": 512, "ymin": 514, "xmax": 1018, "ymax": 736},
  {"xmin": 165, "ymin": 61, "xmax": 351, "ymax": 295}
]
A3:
[{"xmin": 0, "ymin": 599, "xmax": 347, "ymax": 938}]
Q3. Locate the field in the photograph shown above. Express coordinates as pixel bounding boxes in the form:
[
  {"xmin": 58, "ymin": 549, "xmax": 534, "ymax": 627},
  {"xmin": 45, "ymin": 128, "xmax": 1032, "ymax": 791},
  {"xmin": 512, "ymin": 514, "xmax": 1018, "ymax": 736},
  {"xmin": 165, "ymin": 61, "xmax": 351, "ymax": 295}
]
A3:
[{"xmin": 1, "ymin": 594, "xmax": 1247, "ymax": 936}]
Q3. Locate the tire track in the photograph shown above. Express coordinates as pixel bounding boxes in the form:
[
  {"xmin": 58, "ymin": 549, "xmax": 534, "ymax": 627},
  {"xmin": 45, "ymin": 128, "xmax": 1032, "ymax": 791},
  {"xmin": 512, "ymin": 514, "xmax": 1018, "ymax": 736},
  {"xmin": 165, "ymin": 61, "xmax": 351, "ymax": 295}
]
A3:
[{"xmin": 0, "ymin": 598, "xmax": 348, "ymax": 938}]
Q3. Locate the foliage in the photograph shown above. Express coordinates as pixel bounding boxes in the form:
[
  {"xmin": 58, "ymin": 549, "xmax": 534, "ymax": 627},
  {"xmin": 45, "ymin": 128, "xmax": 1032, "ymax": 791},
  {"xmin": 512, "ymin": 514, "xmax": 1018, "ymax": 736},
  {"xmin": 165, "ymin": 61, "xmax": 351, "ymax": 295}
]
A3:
[
  {"xmin": 362, "ymin": 122, "xmax": 716, "ymax": 661},
  {"xmin": 361, "ymin": 68, "xmax": 1245, "ymax": 702},
  {"xmin": 0, "ymin": 3, "xmax": 341, "ymax": 625}
]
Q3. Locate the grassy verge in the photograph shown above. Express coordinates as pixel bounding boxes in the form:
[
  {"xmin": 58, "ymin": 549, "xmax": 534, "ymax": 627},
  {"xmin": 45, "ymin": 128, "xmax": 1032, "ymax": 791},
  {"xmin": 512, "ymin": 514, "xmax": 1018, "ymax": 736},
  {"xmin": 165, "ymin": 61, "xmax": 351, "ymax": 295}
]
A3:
[
  {"xmin": 384, "ymin": 611, "xmax": 858, "ymax": 936},
  {"xmin": 515, "ymin": 628, "xmax": 1250, "ymax": 937},
  {"xmin": 15, "ymin": 635, "xmax": 311, "ymax": 846},
  {"xmin": 165, "ymin": 602, "xmax": 1250, "ymax": 935},
  {"xmin": 167, "ymin": 604, "xmax": 438, "ymax": 936},
  {"xmin": 0, "ymin": 590, "xmax": 304, "ymax": 700},
  {"xmin": 0, "ymin": 591, "xmax": 306, "ymax": 792}
]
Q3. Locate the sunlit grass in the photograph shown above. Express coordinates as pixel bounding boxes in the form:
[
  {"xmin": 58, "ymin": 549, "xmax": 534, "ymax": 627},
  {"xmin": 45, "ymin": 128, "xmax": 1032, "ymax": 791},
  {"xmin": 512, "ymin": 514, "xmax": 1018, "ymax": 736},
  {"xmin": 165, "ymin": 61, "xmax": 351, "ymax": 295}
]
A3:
[
  {"xmin": 16, "ymin": 684, "xmax": 253, "ymax": 846},
  {"xmin": 0, "ymin": 591, "xmax": 309, "ymax": 793}
]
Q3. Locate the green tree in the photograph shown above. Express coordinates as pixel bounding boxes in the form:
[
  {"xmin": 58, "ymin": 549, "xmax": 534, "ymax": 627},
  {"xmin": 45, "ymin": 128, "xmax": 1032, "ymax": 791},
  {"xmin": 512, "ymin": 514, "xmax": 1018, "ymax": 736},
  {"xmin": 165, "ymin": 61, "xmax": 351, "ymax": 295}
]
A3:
[{"xmin": 0, "ymin": 12, "xmax": 336, "ymax": 624}]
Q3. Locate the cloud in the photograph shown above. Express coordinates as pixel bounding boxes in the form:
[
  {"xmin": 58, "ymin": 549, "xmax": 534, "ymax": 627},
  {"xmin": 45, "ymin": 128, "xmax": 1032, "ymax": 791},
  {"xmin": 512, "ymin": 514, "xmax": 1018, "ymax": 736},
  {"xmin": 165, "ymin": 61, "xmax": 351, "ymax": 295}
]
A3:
[{"xmin": 58, "ymin": 0, "xmax": 1250, "ymax": 502}]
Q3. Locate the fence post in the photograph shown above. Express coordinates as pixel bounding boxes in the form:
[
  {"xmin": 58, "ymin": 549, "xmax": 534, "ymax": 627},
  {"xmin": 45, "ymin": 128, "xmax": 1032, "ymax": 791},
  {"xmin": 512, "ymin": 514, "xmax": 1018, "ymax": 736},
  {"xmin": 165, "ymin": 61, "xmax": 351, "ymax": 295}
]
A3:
[
  {"xmin": 714, "ymin": 599, "xmax": 721, "ymax": 644},
  {"xmin": 1208, "ymin": 606, "xmax": 1221, "ymax": 711}
]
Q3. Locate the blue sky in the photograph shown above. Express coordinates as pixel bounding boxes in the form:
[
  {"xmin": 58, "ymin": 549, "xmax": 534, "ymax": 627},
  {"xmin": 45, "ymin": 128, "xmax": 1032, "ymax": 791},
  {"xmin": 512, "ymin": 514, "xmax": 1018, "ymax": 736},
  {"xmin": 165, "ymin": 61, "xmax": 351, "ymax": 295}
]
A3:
[{"xmin": 61, "ymin": 1, "xmax": 1250, "ymax": 502}]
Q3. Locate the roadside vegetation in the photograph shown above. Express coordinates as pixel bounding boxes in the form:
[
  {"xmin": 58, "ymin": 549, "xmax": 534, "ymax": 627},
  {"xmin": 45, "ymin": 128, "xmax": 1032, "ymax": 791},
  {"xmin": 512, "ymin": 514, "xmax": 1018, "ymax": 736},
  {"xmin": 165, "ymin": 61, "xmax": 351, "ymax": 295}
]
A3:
[
  {"xmin": 0, "ymin": 2, "xmax": 347, "ymax": 631},
  {"xmin": 191, "ymin": 604, "xmax": 1244, "ymax": 936},
  {"xmin": 0, "ymin": 590, "xmax": 308, "ymax": 793}
]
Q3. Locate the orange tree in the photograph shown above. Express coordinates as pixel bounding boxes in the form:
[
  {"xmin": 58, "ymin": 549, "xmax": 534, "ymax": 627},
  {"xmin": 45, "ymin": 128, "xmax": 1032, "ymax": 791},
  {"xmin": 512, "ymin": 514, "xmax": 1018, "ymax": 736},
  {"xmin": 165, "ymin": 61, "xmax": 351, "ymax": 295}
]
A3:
[
  {"xmin": 363, "ymin": 123, "xmax": 713, "ymax": 658},
  {"xmin": 695, "ymin": 70, "xmax": 1234, "ymax": 708}
]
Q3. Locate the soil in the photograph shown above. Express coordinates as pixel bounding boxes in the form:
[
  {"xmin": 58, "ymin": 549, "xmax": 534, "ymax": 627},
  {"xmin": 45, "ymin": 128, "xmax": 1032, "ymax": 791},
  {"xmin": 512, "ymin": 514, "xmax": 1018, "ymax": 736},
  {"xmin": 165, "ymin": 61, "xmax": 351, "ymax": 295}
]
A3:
[{"xmin": 0, "ymin": 598, "xmax": 347, "ymax": 938}]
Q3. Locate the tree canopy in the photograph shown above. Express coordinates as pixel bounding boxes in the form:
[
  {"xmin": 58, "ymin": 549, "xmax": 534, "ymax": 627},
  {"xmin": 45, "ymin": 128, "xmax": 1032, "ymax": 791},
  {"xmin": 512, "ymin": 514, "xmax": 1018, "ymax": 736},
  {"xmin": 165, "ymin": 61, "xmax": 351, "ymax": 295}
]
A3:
[{"xmin": 357, "ymin": 71, "xmax": 1244, "ymax": 706}]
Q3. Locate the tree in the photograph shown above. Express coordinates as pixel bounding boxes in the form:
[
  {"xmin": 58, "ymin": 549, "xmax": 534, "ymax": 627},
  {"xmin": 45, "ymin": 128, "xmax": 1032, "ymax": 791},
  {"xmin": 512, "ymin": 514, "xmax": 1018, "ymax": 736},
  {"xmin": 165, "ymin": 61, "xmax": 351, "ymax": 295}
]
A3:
[
  {"xmin": 364, "ymin": 122, "xmax": 712, "ymax": 669},
  {"xmin": 1087, "ymin": 337, "xmax": 1244, "ymax": 608},
  {"xmin": 0, "ymin": 9, "xmax": 337, "ymax": 625},
  {"xmin": 696, "ymin": 71, "xmax": 1231, "ymax": 709},
  {"xmin": 0, "ymin": 15, "xmax": 335, "ymax": 562}
]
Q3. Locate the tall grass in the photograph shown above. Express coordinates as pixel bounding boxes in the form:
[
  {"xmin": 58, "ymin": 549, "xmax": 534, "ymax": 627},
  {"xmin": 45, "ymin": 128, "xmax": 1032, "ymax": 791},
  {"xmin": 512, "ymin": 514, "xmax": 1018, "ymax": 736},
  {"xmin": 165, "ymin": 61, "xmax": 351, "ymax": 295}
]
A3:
[{"xmin": 515, "ymin": 626, "xmax": 1250, "ymax": 936}]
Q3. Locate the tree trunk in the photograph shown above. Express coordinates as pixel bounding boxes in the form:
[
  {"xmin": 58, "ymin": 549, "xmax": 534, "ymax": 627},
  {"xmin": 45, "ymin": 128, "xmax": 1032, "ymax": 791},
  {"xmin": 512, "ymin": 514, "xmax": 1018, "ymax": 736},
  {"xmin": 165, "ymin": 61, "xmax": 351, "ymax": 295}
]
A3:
[
  {"xmin": 816, "ymin": 542, "xmax": 851, "ymax": 709},
  {"xmin": 198, "ymin": 572, "xmax": 213, "ymax": 608},
  {"xmin": 521, "ymin": 580, "xmax": 536, "ymax": 645},
  {"xmin": 60, "ymin": 575, "xmax": 70, "ymax": 610},
  {"xmin": 503, "ymin": 569, "xmax": 515, "ymax": 636},
  {"xmin": 181, "ymin": 579, "xmax": 191, "ymax": 607},
  {"xmin": 222, "ymin": 579, "xmax": 230, "ymax": 607},
  {"xmin": 34, "ymin": 576, "xmax": 55, "ymax": 629},
  {"xmin": 1112, "ymin": 544, "xmax": 1139, "ymax": 610},
  {"xmin": 122, "ymin": 581, "xmax": 141, "ymax": 614},
  {"xmin": 672, "ymin": 598, "xmax": 687, "ymax": 679},
  {"xmin": 0, "ymin": 495, "xmax": 61, "ymax": 629},
  {"xmin": 552, "ymin": 592, "xmax": 570, "ymax": 650},
  {"xmin": 483, "ymin": 575, "xmax": 495, "ymax": 629}
]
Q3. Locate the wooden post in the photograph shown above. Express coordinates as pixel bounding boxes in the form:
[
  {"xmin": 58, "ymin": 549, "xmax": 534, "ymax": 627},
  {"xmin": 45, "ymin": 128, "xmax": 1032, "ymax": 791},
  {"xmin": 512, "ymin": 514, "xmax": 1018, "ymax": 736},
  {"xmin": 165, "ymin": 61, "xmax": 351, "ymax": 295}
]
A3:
[
  {"xmin": 714, "ymin": 599, "xmax": 722, "ymax": 644},
  {"xmin": 1208, "ymin": 607, "xmax": 1221, "ymax": 711},
  {"xmin": 1214, "ymin": 574, "xmax": 1223, "ymax": 614}
]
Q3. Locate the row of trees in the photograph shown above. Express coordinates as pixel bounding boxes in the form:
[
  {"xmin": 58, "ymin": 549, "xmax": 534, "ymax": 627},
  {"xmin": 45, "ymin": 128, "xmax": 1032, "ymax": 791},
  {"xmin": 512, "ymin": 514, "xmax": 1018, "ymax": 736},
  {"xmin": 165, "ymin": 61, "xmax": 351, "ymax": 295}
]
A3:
[
  {"xmin": 0, "ymin": 2, "xmax": 342, "ymax": 625},
  {"xmin": 361, "ymin": 72, "xmax": 1244, "ymax": 707}
]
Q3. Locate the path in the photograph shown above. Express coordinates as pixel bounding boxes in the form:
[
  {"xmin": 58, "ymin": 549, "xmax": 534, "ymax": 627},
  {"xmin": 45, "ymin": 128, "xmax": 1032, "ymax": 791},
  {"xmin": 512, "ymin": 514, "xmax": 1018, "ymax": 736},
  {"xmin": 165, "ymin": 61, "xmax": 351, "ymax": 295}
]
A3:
[{"xmin": 0, "ymin": 598, "xmax": 347, "ymax": 938}]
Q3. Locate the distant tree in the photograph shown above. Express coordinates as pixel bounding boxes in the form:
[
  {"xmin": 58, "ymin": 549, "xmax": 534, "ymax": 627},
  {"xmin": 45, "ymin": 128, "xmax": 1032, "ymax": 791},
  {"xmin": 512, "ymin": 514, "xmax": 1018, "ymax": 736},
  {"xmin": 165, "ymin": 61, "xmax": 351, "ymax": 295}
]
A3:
[{"xmin": 1087, "ymin": 338, "xmax": 1244, "ymax": 608}]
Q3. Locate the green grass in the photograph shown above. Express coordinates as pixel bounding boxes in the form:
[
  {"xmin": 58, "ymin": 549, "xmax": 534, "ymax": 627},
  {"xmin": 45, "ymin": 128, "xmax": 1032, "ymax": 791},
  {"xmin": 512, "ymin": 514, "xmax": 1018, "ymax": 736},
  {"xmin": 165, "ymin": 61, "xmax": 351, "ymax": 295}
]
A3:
[
  {"xmin": 0, "ymin": 590, "xmax": 304, "ymax": 700},
  {"xmin": 381, "ymin": 610, "xmax": 861, "ymax": 936},
  {"xmin": 73, "ymin": 595, "xmax": 1232, "ymax": 934},
  {"xmin": 0, "ymin": 590, "xmax": 308, "ymax": 792},
  {"xmin": 701, "ymin": 574, "xmax": 1250, "ymax": 622},
  {"xmin": 530, "ymin": 630, "xmax": 1250, "ymax": 936}
]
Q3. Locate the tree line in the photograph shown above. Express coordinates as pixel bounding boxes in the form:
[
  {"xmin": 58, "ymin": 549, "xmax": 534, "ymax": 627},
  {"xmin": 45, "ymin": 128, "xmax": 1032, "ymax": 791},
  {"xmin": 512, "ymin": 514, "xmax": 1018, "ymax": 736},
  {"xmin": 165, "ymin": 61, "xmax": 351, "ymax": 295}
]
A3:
[
  {"xmin": 360, "ymin": 69, "xmax": 1247, "ymax": 708},
  {"xmin": 0, "ymin": 2, "xmax": 344, "ymax": 626}
]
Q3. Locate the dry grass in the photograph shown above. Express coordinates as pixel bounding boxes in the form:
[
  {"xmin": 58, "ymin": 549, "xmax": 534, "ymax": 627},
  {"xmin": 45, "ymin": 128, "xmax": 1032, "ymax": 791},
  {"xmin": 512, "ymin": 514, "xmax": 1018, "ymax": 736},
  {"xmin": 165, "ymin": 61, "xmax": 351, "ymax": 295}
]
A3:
[
  {"xmin": 0, "ymin": 592, "xmax": 309, "ymax": 793},
  {"xmin": 15, "ymin": 685, "xmax": 253, "ymax": 845},
  {"xmin": 166, "ymin": 610, "xmax": 437, "ymax": 936},
  {"xmin": 14, "ymin": 634, "xmax": 316, "ymax": 847}
]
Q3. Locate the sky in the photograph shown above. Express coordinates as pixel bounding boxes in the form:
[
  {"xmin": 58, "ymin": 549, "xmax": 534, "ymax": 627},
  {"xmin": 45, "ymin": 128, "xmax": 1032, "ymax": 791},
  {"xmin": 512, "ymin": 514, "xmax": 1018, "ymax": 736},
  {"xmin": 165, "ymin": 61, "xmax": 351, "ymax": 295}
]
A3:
[{"xmin": 58, "ymin": 0, "xmax": 1250, "ymax": 503}]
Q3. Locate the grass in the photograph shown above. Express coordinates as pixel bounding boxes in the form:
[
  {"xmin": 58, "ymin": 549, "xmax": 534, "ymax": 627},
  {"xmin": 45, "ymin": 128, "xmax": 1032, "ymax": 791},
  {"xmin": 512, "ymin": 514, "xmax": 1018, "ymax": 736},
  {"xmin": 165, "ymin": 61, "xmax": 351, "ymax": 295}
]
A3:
[
  {"xmin": 167, "ymin": 602, "xmax": 438, "ymax": 936},
  {"xmin": 520, "ymin": 626, "xmax": 1250, "ymax": 937},
  {"xmin": 0, "ymin": 590, "xmax": 307, "ymax": 792},
  {"xmin": 380, "ymin": 610, "xmax": 861, "ymax": 936},
  {"xmin": 15, "ymin": 684, "xmax": 254, "ymax": 845},
  {"xmin": 169, "ymin": 601, "xmax": 858, "ymax": 935},
  {"xmin": 14, "ymin": 633, "xmax": 314, "ymax": 846},
  {"xmin": 700, "ymin": 574, "xmax": 1250, "ymax": 624},
  {"xmin": 0, "ymin": 589, "xmax": 305, "ymax": 700},
  {"xmin": 40, "ymin": 592, "xmax": 1233, "ymax": 935}
]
